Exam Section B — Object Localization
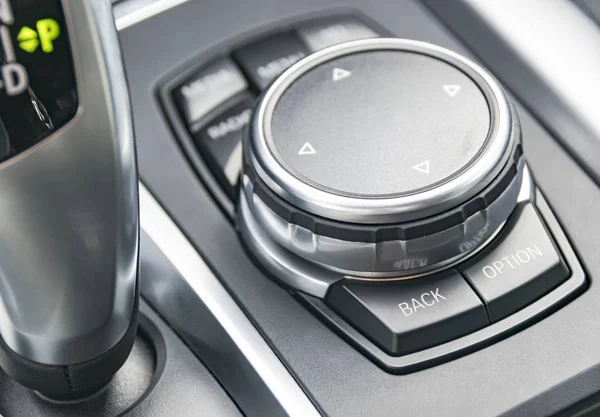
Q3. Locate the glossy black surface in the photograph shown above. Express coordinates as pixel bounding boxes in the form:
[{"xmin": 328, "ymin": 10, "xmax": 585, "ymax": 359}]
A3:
[
  {"xmin": 0, "ymin": 0, "xmax": 77, "ymax": 160},
  {"xmin": 0, "ymin": 118, "xmax": 9, "ymax": 159}
]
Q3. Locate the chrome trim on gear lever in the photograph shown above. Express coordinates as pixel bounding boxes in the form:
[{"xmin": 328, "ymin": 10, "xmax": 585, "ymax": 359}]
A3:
[{"xmin": 0, "ymin": 0, "xmax": 138, "ymax": 366}]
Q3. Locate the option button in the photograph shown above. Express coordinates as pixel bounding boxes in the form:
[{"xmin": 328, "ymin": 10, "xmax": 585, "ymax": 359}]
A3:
[{"xmin": 460, "ymin": 203, "xmax": 569, "ymax": 321}]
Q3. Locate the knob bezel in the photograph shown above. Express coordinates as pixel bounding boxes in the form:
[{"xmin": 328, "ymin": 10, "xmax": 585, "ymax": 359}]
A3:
[
  {"xmin": 239, "ymin": 165, "xmax": 533, "ymax": 296},
  {"xmin": 248, "ymin": 38, "xmax": 515, "ymax": 224}
]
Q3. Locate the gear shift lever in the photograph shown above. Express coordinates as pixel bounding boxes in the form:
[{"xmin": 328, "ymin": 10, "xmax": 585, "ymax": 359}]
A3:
[{"xmin": 0, "ymin": 0, "xmax": 138, "ymax": 398}]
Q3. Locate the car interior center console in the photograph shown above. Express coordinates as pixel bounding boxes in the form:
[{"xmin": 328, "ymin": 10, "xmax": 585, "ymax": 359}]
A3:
[
  {"xmin": 2, "ymin": 0, "xmax": 600, "ymax": 416},
  {"xmin": 159, "ymin": 6, "xmax": 586, "ymax": 375}
]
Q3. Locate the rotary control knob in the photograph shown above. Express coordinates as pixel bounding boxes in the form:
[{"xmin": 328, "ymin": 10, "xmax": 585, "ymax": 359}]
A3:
[{"xmin": 239, "ymin": 38, "xmax": 525, "ymax": 294}]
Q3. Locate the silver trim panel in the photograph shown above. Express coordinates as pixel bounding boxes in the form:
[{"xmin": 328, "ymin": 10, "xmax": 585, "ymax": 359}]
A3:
[
  {"xmin": 422, "ymin": 0, "xmax": 600, "ymax": 184},
  {"xmin": 139, "ymin": 183, "xmax": 321, "ymax": 417}
]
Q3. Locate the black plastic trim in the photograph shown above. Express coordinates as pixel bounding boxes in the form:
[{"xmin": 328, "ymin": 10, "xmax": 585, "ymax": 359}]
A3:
[{"xmin": 296, "ymin": 191, "xmax": 586, "ymax": 373}]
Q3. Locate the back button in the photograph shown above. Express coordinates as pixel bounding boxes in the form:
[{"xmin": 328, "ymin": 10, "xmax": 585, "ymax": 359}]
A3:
[{"xmin": 327, "ymin": 271, "xmax": 489, "ymax": 355}]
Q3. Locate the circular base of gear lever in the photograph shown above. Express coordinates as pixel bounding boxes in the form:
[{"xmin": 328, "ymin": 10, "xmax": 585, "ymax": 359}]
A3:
[
  {"xmin": 0, "ymin": 287, "xmax": 139, "ymax": 399},
  {"xmin": 0, "ymin": 314, "xmax": 163, "ymax": 417}
]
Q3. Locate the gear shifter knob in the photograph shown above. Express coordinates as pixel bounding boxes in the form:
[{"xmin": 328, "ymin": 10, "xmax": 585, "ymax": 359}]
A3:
[{"xmin": 0, "ymin": 0, "xmax": 138, "ymax": 398}]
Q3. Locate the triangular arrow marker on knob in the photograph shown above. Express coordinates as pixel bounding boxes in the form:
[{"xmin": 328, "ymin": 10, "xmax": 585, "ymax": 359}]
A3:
[
  {"xmin": 443, "ymin": 85, "xmax": 461, "ymax": 97},
  {"xmin": 413, "ymin": 160, "xmax": 430, "ymax": 174},
  {"xmin": 332, "ymin": 68, "xmax": 352, "ymax": 82},
  {"xmin": 298, "ymin": 142, "xmax": 317, "ymax": 155}
]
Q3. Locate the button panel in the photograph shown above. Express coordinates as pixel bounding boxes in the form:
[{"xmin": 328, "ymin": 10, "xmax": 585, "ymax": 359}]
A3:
[
  {"xmin": 161, "ymin": 15, "xmax": 585, "ymax": 372},
  {"xmin": 296, "ymin": 193, "xmax": 585, "ymax": 373},
  {"xmin": 460, "ymin": 203, "xmax": 569, "ymax": 321},
  {"xmin": 325, "ymin": 201, "xmax": 573, "ymax": 357},
  {"xmin": 328, "ymin": 271, "xmax": 488, "ymax": 355},
  {"xmin": 166, "ymin": 14, "xmax": 382, "ymax": 211}
]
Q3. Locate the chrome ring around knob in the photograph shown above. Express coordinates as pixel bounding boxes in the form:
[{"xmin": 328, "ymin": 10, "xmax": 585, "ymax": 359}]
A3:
[{"xmin": 239, "ymin": 38, "xmax": 525, "ymax": 292}]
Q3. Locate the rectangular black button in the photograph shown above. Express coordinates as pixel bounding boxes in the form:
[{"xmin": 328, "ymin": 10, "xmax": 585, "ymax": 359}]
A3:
[
  {"xmin": 460, "ymin": 203, "xmax": 569, "ymax": 322},
  {"xmin": 174, "ymin": 58, "xmax": 248, "ymax": 126},
  {"xmin": 193, "ymin": 94, "xmax": 254, "ymax": 198},
  {"xmin": 327, "ymin": 272, "xmax": 488, "ymax": 355},
  {"xmin": 233, "ymin": 32, "xmax": 309, "ymax": 89},
  {"xmin": 296, "ymin": 15, "xmax": 379, "ymax": 52}
]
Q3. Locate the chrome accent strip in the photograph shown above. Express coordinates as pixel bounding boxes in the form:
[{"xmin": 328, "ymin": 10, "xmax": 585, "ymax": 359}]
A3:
[
  {"xmin": 240, "ymin": 165, "xmax": 533, "ymax": 297},
  {"xmin": 250, "ymin": 38, "xmax": 516, "ymax": 223},
  {"xmin": 114, "ymin": 0, "xmax": 190, "ymax": 30},
  {"xmin": 244, "ymin": 161, "xmax": 523, "ymax": 277},
  {"xmin": 239, "ymin": 181, "xmax": 342, "ymax": 298},
  {"xmin": 139, "ymin": 183, "xmax": 321, "ymax": 417}
]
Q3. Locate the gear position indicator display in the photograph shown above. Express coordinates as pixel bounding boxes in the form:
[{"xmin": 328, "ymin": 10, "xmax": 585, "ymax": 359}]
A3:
[
  {"xmin": 0, "ymin": 0, "xmax": 77, "ymax": 161},
  {"xmin": 269, "ymin": 50, "xmax": 491, "ymax": 197}
]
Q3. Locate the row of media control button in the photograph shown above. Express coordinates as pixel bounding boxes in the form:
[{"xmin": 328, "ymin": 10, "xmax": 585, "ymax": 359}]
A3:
[
  {"xmin": 171, "ymin": 15, "xmax": 380, "ymax": 198},
  {"xmin": 327, "ymin": 203, "xmax": 569, "ymax": 355}
]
